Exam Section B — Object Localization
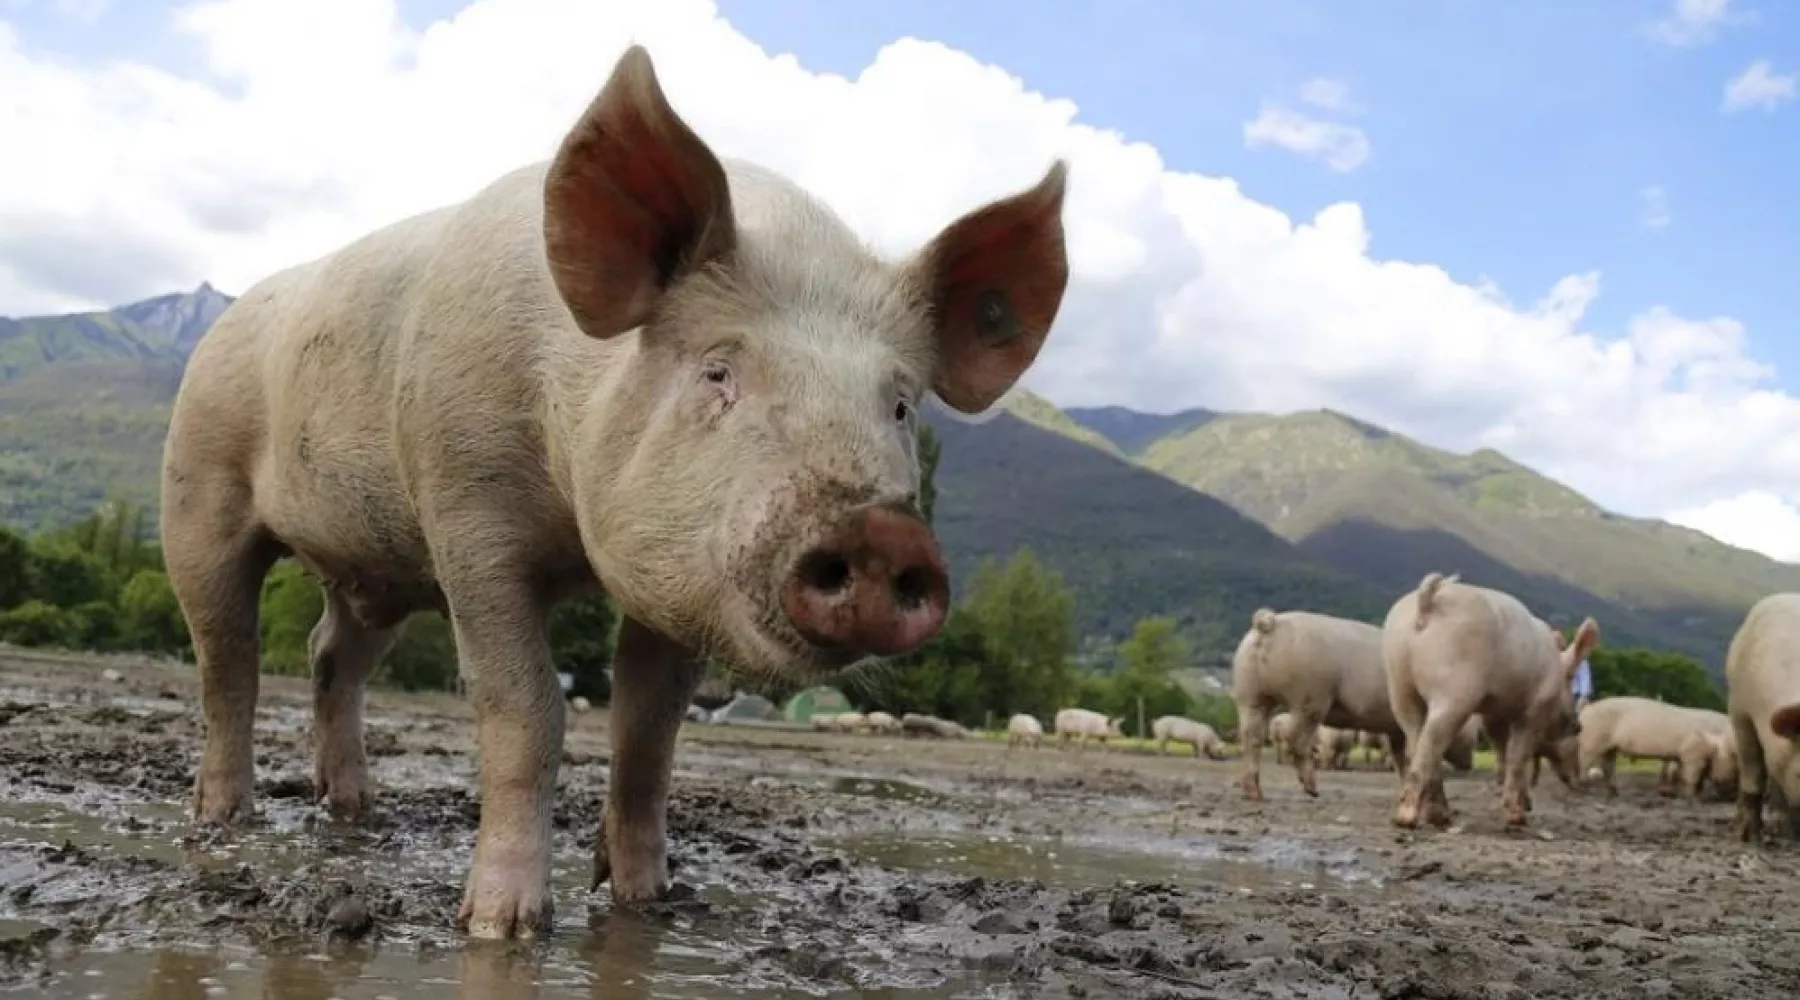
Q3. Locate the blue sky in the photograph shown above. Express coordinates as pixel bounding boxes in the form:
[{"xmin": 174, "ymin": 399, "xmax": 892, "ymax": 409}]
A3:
[
  {"xmin": 17, "ymin": 0, "xmax": 1796, "ymax": 379},
  {"xmin": 706, "ymin": 0, "xmax": 1800, "ymax": 380}
]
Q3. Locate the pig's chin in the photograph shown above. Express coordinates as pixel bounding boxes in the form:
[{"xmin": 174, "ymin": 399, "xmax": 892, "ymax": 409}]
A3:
[{"xmin": 717, "ymin": 593, "xmax": 873, "ymax": 683}]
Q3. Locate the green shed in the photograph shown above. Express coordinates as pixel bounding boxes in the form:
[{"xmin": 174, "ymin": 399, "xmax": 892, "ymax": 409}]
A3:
[{"xmin": 782, "ymin": 685, "xmax": 853, "ymax": 723}]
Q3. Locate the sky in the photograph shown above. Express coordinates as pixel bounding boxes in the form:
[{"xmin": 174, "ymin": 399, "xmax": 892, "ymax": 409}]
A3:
[{"xmin": 2, "ymin": 0, "xmax": 1799, "ymax": 560}]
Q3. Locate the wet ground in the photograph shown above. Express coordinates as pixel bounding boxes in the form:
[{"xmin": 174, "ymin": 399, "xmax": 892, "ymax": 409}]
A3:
[{"xmin": 2, "ymin": 648, "xmax": 1798, "ymax": 998}]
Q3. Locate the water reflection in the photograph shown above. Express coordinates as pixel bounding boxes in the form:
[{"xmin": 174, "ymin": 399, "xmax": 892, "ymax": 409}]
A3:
[
  {"xmin": 456, "ymin": 941, "xmax": 543, "ymax": 1000},
  {"xmin": 135, "ymin": 948, "xmax": 224, "ymax": 1000},
  {"xmin": 580, "ymin": 911, "xmax": 662, "ymax": 1000}
]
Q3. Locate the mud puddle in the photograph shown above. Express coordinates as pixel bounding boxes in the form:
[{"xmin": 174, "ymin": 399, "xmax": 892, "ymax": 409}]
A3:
[{"xmin": 824, "ymin": 828, "xmax": 1378, "ymax": 897}]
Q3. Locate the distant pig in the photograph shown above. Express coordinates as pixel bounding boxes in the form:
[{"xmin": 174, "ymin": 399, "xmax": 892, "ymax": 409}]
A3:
[
  {"xmin": 1382, "ymin": 573, "xmax": 1596, "ymax": 829},
  {"xmin": 1233, "ymin": 608, "xmax": 1415, "ymax": 801},
  {"xmin": 1007, "ymin": 713, "xmax": 1045, "ymax": 749},
  {"xmin": 1152, "ymin": 715, "xmax": 1226, "ymax": 759},
  {"xmin": 835, "ymin": 711, "xmax": 870, "ymax": 734},
  {"xmin": 1575, "ymin": 696, "xmax": 1733, "ymax": 800},
  {"xmin": 1725, "ymin": 593, "xmax": 1800, "ymax": 842},
  {"xmin": 810, "ymin": 713, "xmax": 840, "ymax": 732},
  {"xmin": 1314, "ymin": 725, "xmax": 1356, "ymax": 770},
  {"xmin": 1055, "ymin": 708, "xmax": 1124, "ymax": 750},
  {"xmin": 864, "ymin": 711, "xmax": 901, "ymax": 735},
  {"xmin": 158, "ymin": 44, "xmax": 1072, "ymax": 940}
]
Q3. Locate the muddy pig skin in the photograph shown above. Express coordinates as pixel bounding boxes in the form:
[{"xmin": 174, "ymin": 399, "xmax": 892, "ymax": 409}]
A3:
[
  {"xmin": 1007, "ymin": 713, "xmax": 1045, "ymax": 749},
  {"xmin": 1576, "ymin": 696, "xmax": 1733, "ymax": 800},
  {"xmin": 1382, "ymin": 572, "xmax": 1597, "ymax": 830},
  {"xmin": 1725, "ymin": 593, "xmax": 1800, "ymax": 842},
  {"xmin": 1054, "ymin": 708, "xmax": 1123, "ymax": 750},
  {"xmin": 157, "ymin": 45, "xmax": 1072, "ymax": 941},
  {"xmin": 1151, "ymin": 715, "xmax": 1226, "ymax": 759}
]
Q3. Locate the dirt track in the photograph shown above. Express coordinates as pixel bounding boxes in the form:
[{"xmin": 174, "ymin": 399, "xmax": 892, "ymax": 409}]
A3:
[{"xmin": 2, "ymin": 648, "xmax": 1798, "ymax": 998}]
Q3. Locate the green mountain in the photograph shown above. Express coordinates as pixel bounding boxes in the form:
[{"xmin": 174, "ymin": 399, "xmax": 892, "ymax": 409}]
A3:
[
  {"xmin": 1063, "ymin": 405, "xmax": 1217, "ymax": 455},
  {"xmin": 1102, "ymin": 406, "xmax": 1796, "ymax": 666},
  {"xmin": 0, "ymin": 284, "xmax": 232, "ymax": 382}
]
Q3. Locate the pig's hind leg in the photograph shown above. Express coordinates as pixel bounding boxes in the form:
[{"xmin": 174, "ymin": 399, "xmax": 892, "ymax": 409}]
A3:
[{"xmin": 306, "ymin": 588, "xmax": 398, "ymax": 822}]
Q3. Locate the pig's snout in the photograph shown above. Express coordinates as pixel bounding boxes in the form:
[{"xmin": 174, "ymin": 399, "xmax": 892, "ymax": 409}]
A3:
[{"xmin": 781, "ymin": 505, "xmax": 950, "ymax": 658}]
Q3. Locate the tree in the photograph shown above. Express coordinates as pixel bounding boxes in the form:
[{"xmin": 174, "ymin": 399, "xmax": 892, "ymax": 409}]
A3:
[
  {"xmin": 1589, "ymin": 647, "xmax": 1723, "ymax": 711},
  {"xmin": 550, "ymin": 593, "xmax": 617, "ymax": 703},
  {"xmin": 1090, "ymin": 615, "xmax": 1194, "ymax": 737},
  {"xmin": 963, "ymin": 548, "xmax": 1076, "ymax": 720},
  {"xmin": 0, "ymin": 527, "xmax": 30, "ymax": 610},
  {"xmin": 382, "ymin": 612, "xmax": 459, "ymax": 691},
  {"xmin": 119, "ymin": 569, "xmax": 189, "ymax": 655},
  {"xmin": 0, "ymin": 600, "xmax": 82, "ymax": 647},
  {"xmin": 259, "ymin": 561, "xmax": 324, "ymax": 676},
  {"xmin": 916, "ymin": 424, "xmax": 941, "ymax": 526}
]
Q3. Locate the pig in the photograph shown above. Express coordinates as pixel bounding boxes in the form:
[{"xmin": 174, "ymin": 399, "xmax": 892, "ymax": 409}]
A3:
[
  {"xmin": 1007, "ymin": 713, "xmax": 1045, "ymax": 749},
  {"xmin": 834, "ymin": 711, "xmax": 870, "ymax": 734},
  {"xmin": 1725, "ymin": 593, "xmax": 1800, "ymax": 842},
  {"xmin": 1314, "ymin": 725, "xmax": 1356, "ymax": 770},
  {"xmin": 810, "ymin": 713, "xmax": 840, "ymax": 732},
  {"xmin": 1232, "ymin": 608, "xmax": 1412, "ymax": 801},
  {"xmin": 1152, "ymin": 715, "xmax": 1226, "ymax": 759},
  {"xmin": 1055, "ymin": 707, "xmax": 1124, "ymax": 750},
  {"xmin": 900, "ymin": 712, "xmax": 966, "ymax": 739},
  {"xmin": 1268, "ymin": 711, "xmax": 1294, "ymax": 764},
  {"xmin": 1382, "ymin": 572, "xmax": 1596, "ymax": 829},
  {"xmin": 864, "ymin": 710, "xmax": 900, "ymax": 735},
  {"xmin": 570, "ymin": 696, "xmax": 592, "ymax": 714},
  {"xmin": 1575, "ymin": 696, "xmax": 1733, "ymax": 800},
  {"xmin": 157, "ymin": 45, "xmax": 1072, "ymax": 940}
]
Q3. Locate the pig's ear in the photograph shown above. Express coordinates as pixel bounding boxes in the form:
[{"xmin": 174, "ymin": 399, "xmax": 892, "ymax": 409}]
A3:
[
  {"xmin": 543, "ymin": 45, "xmax": 736, "ymax": 339},
  {"xmin": 1772, "ymin": 703, "xmax": 1800, "ymax": 739},
  {"xmin": 1562, "ymin": 617, "xmax": 1599, "ymax": 681},
  {"xmin": 916, "ymin": 160, "xmax": 1071, "ymax": 414}
]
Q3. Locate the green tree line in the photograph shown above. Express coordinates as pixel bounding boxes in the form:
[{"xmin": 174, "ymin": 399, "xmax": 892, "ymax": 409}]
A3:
[{"xmin": 0, "ymin": 430, "xmax": 1729, "ymax": 728}]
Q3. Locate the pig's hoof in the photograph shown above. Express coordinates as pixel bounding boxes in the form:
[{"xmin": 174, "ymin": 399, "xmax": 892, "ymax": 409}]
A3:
[
  {"xmin": 1238, "ymin": 774, "xmax": 1263, "ymax": 802},
  {"xmin": 459, "ymin": 878, "xmax": 553, "ymax": 940},
  {"xmin": 192, "ymin": 773, "xmax": 254, "ymax": 827},
  {"xmin": 317, "ymin": 783, "xmax": 373, "ymax": 823}
]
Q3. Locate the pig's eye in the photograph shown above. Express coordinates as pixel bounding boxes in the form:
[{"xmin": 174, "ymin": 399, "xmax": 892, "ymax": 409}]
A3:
[
  {"xmin": 701, "ymin": 362, "xmax": 732, "ymax": 386},
  {"xmin": 894, "ymin": 399, "xmax": 912, "ymax": 423}
]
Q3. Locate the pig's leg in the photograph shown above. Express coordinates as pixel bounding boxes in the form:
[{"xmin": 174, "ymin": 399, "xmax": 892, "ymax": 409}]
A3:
[
  {"xmin": 444, "ymin": 573, "xmax": 562, "ymax": 940},
  {"xmin": 1405, "ymin": 709, "xmax": 1467, "ymax": 830},
  {"xmin": 1733, "ymin": 714, "xmax": 1766, "ymax": 844},
  {"xmin": 164, "ymin": 493, "xmax": 281, "ymax": 827},
  {"xmin": 307, "ymin": 588, "xmax": 398, "ymax": 822},
  {"xmin": 1494, "ymin": 719, "xmax": 1536, "ymax": 826},
  {"xmin": 593, "ymin": 616, "xmax": 703, "ymax": 903},
  {"xmin": 1237, "ymin": 704, "xmax": 1268, "ymax": 801},
  {"xmin": 1598, "ymin": 749, "xmax": 1620, "ymax": 797},
  {"xmin": 1290, "ymin": 713, "xmax": 1323, "ymax": 797}
]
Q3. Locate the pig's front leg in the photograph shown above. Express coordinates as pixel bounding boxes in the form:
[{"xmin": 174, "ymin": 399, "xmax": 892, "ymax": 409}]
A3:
[
  {"xmin": 447, "ymin": 575, "xmax": 564, "ymax": 940},
  {"xmin": 592, "ymin": 615, "xmax": 703, "ymax": 903}
]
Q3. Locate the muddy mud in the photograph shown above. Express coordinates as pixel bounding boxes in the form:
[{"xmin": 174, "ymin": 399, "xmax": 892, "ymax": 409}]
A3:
[{"xmin": 2, "ymin": 647, "xmax": 1798, "ymax": 998}]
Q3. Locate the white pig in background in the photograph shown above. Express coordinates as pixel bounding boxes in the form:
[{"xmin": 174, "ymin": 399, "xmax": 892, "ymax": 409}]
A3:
[
  {"xmin": 1007, "ymin": 713, "xmax": 1045, "ymax": 749},
  {"xmin": 1055, "ymin": 708, "xmax": 1124, "ymax": 750}
]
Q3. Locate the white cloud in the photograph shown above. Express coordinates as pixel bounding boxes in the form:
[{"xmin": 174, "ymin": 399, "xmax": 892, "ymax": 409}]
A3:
[
  {"xmin": 3, "ymin": 0, "xmax": 1800, "ymax": 560},
  {"xmin": 1242, "ymin": 105, "xmax": 1371, "ymax": 172},
  {"xmin": 1644, "ymin": 0, "xmax": 1748, "ymax": 47},
  {"xmin": 1639, "ymin": 185, "xmax": 1671, "ymax": 229},
  {"xmin": 1670, "ymin": 491, "xmax": 1800, "ymax": 563},
  {"xmin": 1298, "ymin": 77, "xmax": 1360, "ymax": 114},
  {"xmin": 1722, "ymin": 59, "xmax": 1797, "ymax": 112}
]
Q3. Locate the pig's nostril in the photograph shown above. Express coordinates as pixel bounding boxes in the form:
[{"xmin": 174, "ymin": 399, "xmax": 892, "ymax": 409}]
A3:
[
  {"xmin": 894, "ymin": 566, "xmax": 934, "ymax": 611},
  {"xmin": 797, "ymin": 551, "xmax": 853, "ymax": 595}
]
